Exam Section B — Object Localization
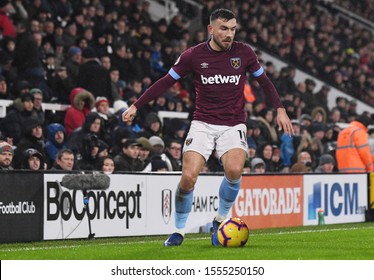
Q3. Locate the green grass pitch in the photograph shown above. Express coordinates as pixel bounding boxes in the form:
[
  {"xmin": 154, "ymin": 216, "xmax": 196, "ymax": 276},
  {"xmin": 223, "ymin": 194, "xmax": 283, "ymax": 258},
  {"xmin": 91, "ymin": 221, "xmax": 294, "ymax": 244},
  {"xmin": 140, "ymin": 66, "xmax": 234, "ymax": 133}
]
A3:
[{"xmin": 1, "ymin": 222, "xmax": 374, "ymax": 260}]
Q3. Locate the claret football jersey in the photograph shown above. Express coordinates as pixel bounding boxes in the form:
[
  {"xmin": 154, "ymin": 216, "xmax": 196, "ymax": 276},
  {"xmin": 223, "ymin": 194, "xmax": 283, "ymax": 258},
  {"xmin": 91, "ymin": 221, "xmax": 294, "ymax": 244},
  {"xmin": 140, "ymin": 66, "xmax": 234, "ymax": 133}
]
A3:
[{"xmin": 169, "ymin": 40, "xmax": 264, "ymax": 126}]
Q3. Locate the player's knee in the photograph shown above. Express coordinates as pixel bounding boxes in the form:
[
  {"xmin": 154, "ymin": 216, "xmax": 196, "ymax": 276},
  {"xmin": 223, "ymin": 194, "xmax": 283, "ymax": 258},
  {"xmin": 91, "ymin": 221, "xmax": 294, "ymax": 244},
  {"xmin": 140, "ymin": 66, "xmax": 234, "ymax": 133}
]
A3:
[
  {"xmin": 225, "ymin": 166, "xmax": 243, "ymax": 180},
  {"xmin": 180, "ymin": 172, "xmax": 197, "ymax": 191}
]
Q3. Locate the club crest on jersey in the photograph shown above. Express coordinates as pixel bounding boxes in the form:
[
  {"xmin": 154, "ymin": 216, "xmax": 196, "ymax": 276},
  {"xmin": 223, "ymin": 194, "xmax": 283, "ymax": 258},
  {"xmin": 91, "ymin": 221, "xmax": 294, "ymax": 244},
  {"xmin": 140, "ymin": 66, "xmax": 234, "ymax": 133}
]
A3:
[
  {"xmin": 230, "ymin": 57, "xmax": 241, "ymax": 69},
  {"xmin": 185, "ymin": 138, "xmax": 193, "ymax": 146}
]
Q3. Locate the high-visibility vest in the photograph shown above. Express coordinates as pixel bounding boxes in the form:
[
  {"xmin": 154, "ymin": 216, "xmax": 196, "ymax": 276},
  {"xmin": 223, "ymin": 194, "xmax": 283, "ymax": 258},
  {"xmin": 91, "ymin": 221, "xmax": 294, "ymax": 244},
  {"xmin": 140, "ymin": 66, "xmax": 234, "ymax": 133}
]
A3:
[
  {"xmin": 243, "ymin": 83, "xmax": 256, "ymax": 103},
  {"xmin": 336, "ymin": 121, "xmax": 374, "ymax": 173}
]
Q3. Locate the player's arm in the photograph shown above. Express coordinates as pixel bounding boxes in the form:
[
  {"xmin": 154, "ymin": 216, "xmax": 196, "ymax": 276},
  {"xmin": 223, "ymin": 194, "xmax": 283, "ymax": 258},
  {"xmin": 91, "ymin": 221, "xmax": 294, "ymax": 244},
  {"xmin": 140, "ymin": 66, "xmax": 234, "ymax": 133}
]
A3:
[
  {"xmin": 122, "ymin": 74, "xmax": 176, "ymax": 123},
  {"xmin": 255, "ymin": 69, "xmax": 294, "ymax": 136}
]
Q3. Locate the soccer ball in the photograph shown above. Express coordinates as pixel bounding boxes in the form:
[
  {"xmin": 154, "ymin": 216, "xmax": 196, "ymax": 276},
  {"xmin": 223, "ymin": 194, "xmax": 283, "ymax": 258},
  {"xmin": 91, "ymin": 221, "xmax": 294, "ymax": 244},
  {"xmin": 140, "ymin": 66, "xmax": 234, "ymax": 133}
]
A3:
[{"xmin": 217, "ymin": 217, "xmax": 249, "ymax": 247}]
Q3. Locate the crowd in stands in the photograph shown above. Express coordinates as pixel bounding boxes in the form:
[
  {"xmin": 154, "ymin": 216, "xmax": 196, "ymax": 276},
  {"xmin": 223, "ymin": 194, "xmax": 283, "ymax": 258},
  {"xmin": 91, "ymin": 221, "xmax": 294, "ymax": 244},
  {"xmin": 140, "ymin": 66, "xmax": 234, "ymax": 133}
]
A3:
[{"xmin": 0, "ymin": 0, "xmax": 373, "ymax": 174}]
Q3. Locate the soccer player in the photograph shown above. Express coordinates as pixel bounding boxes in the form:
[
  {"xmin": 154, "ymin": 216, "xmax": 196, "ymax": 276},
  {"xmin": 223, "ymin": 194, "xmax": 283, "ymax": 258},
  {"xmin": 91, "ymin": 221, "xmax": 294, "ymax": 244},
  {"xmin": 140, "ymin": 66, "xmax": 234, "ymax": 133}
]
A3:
[{"xmin": 122, "ymin": 8, "xmax": 293, "ymax": 246}]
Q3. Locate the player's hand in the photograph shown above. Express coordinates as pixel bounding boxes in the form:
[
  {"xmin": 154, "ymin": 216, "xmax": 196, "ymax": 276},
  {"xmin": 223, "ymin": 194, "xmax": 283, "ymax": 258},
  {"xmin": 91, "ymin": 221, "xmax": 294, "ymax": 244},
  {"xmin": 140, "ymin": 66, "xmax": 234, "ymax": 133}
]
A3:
[
  {"xmin": 122, "ymin": 104, "xmax": 138, "ymax": 123},
  {"xmin": 276, "ymin": 108, "xmax": 294, "ymax": 136}
]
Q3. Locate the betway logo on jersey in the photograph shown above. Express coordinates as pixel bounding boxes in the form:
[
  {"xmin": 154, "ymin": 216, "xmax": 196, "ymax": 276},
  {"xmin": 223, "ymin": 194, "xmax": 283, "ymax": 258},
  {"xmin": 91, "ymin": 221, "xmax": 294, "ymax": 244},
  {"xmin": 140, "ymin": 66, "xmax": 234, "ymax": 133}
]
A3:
[{"xmin": 201, "ymin": 74, "xmax": 241, "ymax": 85}]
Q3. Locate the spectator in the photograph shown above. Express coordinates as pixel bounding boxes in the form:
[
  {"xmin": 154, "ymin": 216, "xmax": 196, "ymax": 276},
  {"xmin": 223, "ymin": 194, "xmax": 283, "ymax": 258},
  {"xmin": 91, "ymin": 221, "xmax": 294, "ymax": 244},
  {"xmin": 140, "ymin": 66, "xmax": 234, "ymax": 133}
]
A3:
[
  {"xmin": 1, "ymin": 92, "xmax": 39, "ymax": 145},
  {"xmin": 247, "ymin": 137, "xmax": 257, "ymax": 165},
  {"xmin": 50, "ymin": 148, "xmax": 75, "ymax": 171},
  {"xmin": 75, "ymin": 133, "xmax": 100, "ymax": 171},
  {"xmin": 95, "ymin": 96, "xmax": 116, "ymax": 136},
  {"xmin": 96, "ymin": 155, "xmax": 115, "ymax": 174},
  {"xmin": 0, "ymin": 1, "xmax": 16, "ymax": 39},
  {"xmin": 314, "ymin": 85, "xmax": 331, "ymax": 114},
  {"xmin": 62, "ymin": 46, "xmax": 82, "ymax": 85},
  {"xmin": 21, "ymin": 148, "xmax": 45, "ymax": 170},
  {"xmin": 314, "ymin": 153, "xmax": 335, "ymax": 173},
  {"xmin": 12, "ymin": 21, "xmax": 45, "ymax": 88},
  {"xmin": 137, "ymin": 136, "xmax": 152, "ymax": 168},
  {"xmin": 137, "ymin": 112, "xmax": 163, "ymax": 139},
  {"xmin": 67, "ymin": 112, "xmax": 104, "ymax": 154},
  {"xmin": 64, "ymin": 87, "xmax": 95, "ymax": 136},
  {"xmin": 163, "ymin": 118, "xmax": 188, "ymax": 144},
  {"xmin": 77, "ymin": 46, "xmax": 112, "ymax": 103},
  {"xmin": 113, "ymin": 139, "xmax": 144, "ymax": 172},
  {"xmin": 30, "ymin": 88, "xmax": 45, "ymax": 124},
  {"xmin": 148, "ymin": 136, "xmax": 165, "ymax": 156},
  {"xmin": 291, "ymin": 150, "xmax": 313, "ymax": 173},
  {"xmin": 0, "ymin": 141, "xmax": 14, "ymax": 170},
  {"xmin": 0, "ymin": 75, "xmax": 10, "ymax": 99},
  {"xmin": 12, "ymin": 116, "xmax": 45, "ymax": 169},
  {"xmin": 150, "ymin": 155, "xmax": 168, "ymax": 172},
  {"xmin": 51, "ymin": 66, "xmax": 74, "ymax": 104},
  {"xmin": 44, "ymin": 123, "xmax": 67, "ymax": 166},
  {"xmin": 251, "ymin": 157, "xmax": 266, "ymax": 174},
  {"xmin": 257, "ymin": 143, "xmax": 274, "ymax": 172},
  {"xmin": 290, "ymin": 162, "xmax": 309, "ymax": 173},
  {"xmin": 336, "ymin": 113, "xmax": 373, "ymax": 173},
  {"xmin": 163, "ymin": 139, "xmax": 183, "ymax": 171}
]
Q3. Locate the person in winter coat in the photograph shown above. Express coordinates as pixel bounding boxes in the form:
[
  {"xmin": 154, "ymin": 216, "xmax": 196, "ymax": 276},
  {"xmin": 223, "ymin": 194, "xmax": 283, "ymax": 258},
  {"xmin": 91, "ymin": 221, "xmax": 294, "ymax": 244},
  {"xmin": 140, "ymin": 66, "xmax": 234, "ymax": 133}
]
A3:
[
  {"xmin": 336, "ymin": 113, "xmax": 373, "ymax": 173},
  {"xmin": 12, "ymin": 116, "xmax": 46, "ymax": 169},
  {"xmin": 0, "ymin": 92, "xmax": 39, "ymax": 145},
  {"xmin": 77, "ymin": 47, "xmax": 112, "ymax": 103},
  {"xmin": 314, "ymin": 153, "xmax": 335, "ymax": 173},
  {"xmin": 137, "ymin": 112, "xmax": 163, "ymax": 139},
  {"xmin": 44, "ymin": 123, "xmax": 67, "ymax": 166},
  {"xmin": 66, "ymin": 112, "xmax": 104, "ymax": 154},
  {"xmin": 75, "ymin": 133, "xmax": 100, "ymax": 171},
  {"xmin": 113, "ymin": 139, "xmax": 144, "ymax": 171},
  {"xmin": 63, "ymin": 87, "xmax": 95, "ymax": 136},
  {"xmin": 20, "ymin": 148, "xmax": 45, "ymax": 170}
]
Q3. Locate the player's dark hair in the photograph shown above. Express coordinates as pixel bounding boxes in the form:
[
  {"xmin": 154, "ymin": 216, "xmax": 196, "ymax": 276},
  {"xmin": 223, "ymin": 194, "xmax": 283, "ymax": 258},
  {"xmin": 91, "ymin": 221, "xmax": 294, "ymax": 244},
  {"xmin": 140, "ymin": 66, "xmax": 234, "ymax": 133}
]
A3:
[{"xmin": 210, "ymin": 8, "xmax": 235, "ymax": 23}]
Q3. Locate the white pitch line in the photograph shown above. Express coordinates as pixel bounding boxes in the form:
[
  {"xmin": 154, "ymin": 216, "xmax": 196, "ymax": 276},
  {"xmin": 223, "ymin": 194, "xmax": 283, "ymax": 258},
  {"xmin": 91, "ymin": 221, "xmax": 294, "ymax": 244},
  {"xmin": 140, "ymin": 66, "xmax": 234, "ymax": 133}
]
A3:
[{"xmin": 1, "ymin": 226, "xmax": 373, "ymax": 253}]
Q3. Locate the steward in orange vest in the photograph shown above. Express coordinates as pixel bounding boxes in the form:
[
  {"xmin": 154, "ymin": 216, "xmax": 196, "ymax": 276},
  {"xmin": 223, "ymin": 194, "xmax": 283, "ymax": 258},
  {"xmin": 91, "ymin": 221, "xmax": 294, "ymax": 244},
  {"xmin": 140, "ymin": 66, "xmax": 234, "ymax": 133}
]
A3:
[{"xmin": 336, "ymin": 113, "xmax": 373, "ymax": 173}]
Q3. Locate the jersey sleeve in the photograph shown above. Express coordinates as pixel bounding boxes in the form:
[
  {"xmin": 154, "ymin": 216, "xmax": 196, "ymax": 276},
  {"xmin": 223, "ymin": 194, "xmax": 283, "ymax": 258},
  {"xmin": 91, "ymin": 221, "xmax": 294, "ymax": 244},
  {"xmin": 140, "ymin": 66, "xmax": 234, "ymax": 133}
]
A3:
[
  {"xmin": 169, "ymin": 48, "xmax": 194, "ymax": 80},
  {"xmin": 243, "ymin": 44, "xmax": 283, "ymax": 109}
]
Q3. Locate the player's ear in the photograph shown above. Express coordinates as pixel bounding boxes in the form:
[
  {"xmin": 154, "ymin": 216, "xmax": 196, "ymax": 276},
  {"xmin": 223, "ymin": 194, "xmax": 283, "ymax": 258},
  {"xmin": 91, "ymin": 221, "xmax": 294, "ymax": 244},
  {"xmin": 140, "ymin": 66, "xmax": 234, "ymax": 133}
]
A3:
[{"xmin": 207, "ymin": 25, "xmax": 213, "ymax": 35}]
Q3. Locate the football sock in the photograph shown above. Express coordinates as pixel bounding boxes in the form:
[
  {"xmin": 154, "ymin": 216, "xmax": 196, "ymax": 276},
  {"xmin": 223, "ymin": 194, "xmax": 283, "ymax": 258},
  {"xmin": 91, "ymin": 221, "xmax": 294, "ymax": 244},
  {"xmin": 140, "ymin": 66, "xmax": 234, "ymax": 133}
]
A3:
[
  {"xmin": 174, "ymin": 183, "xmax": 194, "ymax": 231},
  {"xmin": 218, "ymin": 176, "xmax": 241, "ymax": 218}
]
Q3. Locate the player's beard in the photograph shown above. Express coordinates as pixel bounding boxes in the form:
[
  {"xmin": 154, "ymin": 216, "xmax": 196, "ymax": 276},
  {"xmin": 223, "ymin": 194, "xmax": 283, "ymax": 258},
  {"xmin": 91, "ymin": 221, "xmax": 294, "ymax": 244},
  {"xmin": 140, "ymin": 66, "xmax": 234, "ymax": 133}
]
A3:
[{"xmin": 211, "ymin": 34, "xmax": 232, "ymax": 51}]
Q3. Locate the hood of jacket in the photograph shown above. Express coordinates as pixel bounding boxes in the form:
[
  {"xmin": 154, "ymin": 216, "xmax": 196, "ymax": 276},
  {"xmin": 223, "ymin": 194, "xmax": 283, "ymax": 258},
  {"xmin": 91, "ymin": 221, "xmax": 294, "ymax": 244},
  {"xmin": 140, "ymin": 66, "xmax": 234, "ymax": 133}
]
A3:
[
  {"xmin": 69, "ymin": 87, "xmax": 95, "ymax": 111},
  {"xmin": 47, "ymin": 123, "xmax": 66, "ymax": 146}
]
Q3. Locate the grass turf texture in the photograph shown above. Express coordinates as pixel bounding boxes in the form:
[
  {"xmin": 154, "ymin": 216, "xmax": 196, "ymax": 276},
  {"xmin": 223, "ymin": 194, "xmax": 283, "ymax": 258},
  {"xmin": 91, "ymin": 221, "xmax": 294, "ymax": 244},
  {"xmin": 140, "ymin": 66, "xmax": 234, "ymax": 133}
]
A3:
[{"xmin": 1, "ymin": 222, "xmax": 374, "ymax": 260}]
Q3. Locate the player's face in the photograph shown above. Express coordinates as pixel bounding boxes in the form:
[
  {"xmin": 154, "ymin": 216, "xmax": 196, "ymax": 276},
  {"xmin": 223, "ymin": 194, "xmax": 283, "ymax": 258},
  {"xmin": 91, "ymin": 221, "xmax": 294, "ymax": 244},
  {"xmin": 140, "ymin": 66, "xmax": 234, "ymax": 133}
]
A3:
[{"xmin": 208, "ymin": 18, "xmax": 236, "ymax": 51}]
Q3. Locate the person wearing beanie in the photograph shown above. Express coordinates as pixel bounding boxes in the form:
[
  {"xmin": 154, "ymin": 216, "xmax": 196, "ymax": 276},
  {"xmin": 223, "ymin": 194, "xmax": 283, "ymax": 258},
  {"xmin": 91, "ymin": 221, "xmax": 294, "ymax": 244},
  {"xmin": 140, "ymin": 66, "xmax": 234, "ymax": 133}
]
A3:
[
  {"xmin": 150, "ymin": 155, "xmax": 168, "ymax": 172},
  {"xmin": 63, "ymin": 46, "xmax": 82, "ymax": 84},
  {"xmin": 94, "ymin": 95, "xmax": 115, "ymax": 136},
  {"xmin": 315, "ymin": 153, "xmax": 335, "ymax": 173},
  {"xmin": 0, "ymin": 141, "xmax": 14, "ymax": 170},
  {"xmin": 148, "ymin": 135, "xmax": 165, "ymax": 155},
  {"xmin": 251, "ymin": 157, "xmax": 266, "ymax": 174},
  {"xmin": 336, "ymin": 113, "xmax": 373, "ymax": 173},
  {"xmin": 137, "ymin": 137, "xmax": 152, "ymax": 167}
]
